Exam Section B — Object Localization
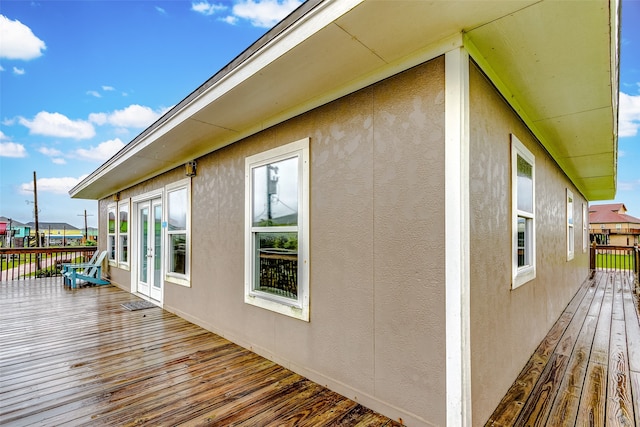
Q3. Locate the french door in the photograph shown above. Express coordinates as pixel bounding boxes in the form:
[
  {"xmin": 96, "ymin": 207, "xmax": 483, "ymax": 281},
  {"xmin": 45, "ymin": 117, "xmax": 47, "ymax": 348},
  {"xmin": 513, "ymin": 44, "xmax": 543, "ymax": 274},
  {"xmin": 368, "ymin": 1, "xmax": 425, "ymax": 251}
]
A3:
[{"xmin": 136, "ymin": 198, "xmax": 163, "ymax": 302}]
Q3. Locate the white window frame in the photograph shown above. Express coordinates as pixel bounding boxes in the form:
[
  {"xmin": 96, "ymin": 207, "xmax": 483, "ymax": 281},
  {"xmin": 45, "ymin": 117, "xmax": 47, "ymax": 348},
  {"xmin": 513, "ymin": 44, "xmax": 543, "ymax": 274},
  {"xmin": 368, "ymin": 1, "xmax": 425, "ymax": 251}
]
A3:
[
  {"xmin": 512, "ymin": 135, "xmax": 536, "ymax": 289},
  {"xmin": 107, "ymin": 203, "xmax": 117, "ymax": 265},
  {"xmin": 244, "ymin": 138, "xmax": 310, "ymax": 321},
  {"xmin": 583, "ymin": 203, "xmax": 588, "ymax": 253},
  {"xmin": 118, "ymin": 199, "xmax": 130, "ymax": 269},
  {"xmin": 567, "ymin": 189, "xmax": 574, "ymax": 261},
  {"xmin": 165, "ymin": 179, "xmax": 191, "ymax": 287}
]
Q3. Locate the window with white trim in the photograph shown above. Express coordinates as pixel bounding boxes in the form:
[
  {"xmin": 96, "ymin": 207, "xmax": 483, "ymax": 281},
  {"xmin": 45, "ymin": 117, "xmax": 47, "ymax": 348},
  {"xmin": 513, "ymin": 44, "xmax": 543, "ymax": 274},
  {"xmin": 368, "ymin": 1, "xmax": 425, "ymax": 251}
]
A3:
[
  {"xmin": 107, "ymin": 205, "xmax": 116, "ymax": 262},
  {"xmin": 567, "ymin": 189, "xmax": 574, "ymax": 261},
  {"xmin": 166, "ymin": 179, "xmax": 190, "ymax": 285},
  {"xmin": 512, "ymin": 135, "xmax": 535, "ymax": 288},
  {"xmin": 245, "ymin": 138, "xmax": 309, "ymax": 321},
  {"xmin": 583, "ymin": 203, "xmax": 588, "ymax": 253},
  {"xmin": 118, "ymin": 201, "xmax": 129, "ymax": 266}
]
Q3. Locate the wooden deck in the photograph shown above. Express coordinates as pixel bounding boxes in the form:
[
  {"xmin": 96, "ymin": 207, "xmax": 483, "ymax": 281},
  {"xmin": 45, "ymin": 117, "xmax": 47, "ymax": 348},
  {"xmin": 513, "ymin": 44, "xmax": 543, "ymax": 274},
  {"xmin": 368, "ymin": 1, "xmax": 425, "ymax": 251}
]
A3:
[
  {"xmin": 486, "ymin": 271, "xmax": 640, "ymax": 426},
  {"xmin": 0, "ymin": 278, "xmax": 401, "ymax": 426}
]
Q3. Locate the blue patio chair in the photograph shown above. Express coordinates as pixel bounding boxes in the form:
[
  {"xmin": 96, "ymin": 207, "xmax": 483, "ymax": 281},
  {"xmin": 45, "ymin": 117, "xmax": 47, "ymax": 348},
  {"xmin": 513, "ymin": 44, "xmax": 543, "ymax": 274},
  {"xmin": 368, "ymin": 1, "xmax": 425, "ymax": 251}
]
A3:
[{"xmin": 63, "ymin": 250, "xmax": 109, "ymax": 288}]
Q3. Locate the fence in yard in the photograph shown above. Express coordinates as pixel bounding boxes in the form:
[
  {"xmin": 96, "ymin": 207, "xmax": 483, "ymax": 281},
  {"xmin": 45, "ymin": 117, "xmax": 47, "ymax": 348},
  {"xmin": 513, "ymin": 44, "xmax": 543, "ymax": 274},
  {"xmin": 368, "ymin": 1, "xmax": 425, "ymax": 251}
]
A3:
[
  {"xmin": 0, "ymin": 247, "xmax": 97, "ymax": 282},
  {"xmin": 590, "ymin": 244, "xmax": 640, "ymax": 282}
]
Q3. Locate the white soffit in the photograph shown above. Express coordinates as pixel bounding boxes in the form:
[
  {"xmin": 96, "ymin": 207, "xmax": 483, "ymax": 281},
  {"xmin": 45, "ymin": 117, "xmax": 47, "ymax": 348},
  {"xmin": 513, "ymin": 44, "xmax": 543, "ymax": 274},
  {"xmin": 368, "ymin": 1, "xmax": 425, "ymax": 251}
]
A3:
[
  {"xmin": 466, "ymin": 0, "xmax": 618, "ymax": 200},
  {"xmin": 71, "ymin": 0, "xmax": 617, "ymax": 201}
]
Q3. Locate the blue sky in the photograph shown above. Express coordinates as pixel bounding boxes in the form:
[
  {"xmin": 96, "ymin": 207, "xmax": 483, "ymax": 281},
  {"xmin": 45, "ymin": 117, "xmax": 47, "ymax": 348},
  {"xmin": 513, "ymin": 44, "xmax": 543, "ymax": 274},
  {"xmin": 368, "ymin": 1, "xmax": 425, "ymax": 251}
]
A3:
[{"xmin": 1, "ymin": 0, "xmax": 639, "ymax": 229}]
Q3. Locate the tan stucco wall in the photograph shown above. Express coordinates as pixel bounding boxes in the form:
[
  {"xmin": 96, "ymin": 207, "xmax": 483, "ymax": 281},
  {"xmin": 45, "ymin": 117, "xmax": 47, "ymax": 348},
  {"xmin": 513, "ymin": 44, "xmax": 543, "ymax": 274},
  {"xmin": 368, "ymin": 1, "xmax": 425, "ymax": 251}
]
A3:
[
  {"xmin": 468, "ymin": 62, "xmax": 589, "ymax": 425},
  {"xmin": 102, "ymin": 57, "xmax": 447, "ymax": 426}
]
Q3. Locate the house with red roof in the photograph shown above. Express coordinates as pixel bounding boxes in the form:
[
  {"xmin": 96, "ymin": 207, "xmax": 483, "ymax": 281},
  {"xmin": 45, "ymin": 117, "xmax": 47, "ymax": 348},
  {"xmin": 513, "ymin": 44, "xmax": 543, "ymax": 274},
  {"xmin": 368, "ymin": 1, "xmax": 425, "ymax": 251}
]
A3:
[{"xmin": 589, "ymin": 203, "xmax": 640, "ymax": 247}]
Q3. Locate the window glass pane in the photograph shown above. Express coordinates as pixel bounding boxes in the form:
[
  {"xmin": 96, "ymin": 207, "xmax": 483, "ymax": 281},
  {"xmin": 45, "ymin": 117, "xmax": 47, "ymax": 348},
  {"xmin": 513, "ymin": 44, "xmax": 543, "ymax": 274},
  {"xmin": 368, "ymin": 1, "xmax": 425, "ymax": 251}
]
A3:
[
  {"xmin": 517, "ymin": 217, "xmax": 528, "ymax": 267},
  {"xmin": 108, "ymin": 235, "xmax": 116, "ymax": 261},
  {"xmin": 170, "ymin": 234, "xmax": 186, "ymax": 275},
  {"xmin": 517, "ymin": 155, "xmax": 533, "ymax": 213},
  {"xmin": 567, "ymin": 195, "xmax": 573, "ymax": 225},
  {"xmin": 168, "ymin": 188, "xmax": 187, "ymax": 231},
  {"xmin": 140, "ymin": 208, "xmax": 148, "ymax": 282},
  {"xmin": 254, "ymin": 232, "xmax": 298, "ymax": 298},
  {"xmin": 119, "ymin": 209, "xmax": 128, "ymax": 233},
  {"xmin": 568, "ymin": 226, "xmax": 574, "ymax": 252},
  {"xmin": 108, "ymin": 210, "xmax": 116, "ymax": 233},
  {"xmin": 252, "ymin": 157, "xmax": 298, "ymax": 227},
  {"xmin": 119, "ymin": 235, "xmax": 128, "ymax": 263}
]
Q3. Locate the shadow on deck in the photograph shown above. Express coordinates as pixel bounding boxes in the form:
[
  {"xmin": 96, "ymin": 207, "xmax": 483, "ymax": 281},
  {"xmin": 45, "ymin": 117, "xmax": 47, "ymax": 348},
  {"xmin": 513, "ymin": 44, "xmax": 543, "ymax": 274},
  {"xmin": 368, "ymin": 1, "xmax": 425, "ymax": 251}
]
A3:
[
  {"xmin": 0, "ymin": 278, "xmax": 401, "ymax": 426},
  {"xmin": 486, "ymin": 270, "xmax": 640, "ymax": 426}
]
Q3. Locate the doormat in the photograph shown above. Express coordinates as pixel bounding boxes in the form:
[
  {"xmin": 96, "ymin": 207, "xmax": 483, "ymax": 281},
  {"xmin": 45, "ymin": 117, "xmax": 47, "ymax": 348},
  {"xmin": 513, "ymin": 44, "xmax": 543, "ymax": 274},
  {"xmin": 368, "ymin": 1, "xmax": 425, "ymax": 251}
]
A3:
[{"xmin": 121, "ymin": 300, "xmax": 157, "ymax": 311}]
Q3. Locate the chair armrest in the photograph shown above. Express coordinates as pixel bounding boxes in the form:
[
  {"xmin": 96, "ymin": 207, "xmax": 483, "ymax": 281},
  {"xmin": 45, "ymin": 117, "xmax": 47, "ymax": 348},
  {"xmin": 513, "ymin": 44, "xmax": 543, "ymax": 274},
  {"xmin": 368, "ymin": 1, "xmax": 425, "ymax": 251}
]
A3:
[{"xmin": 64, "ymin": 263, "xmax": 95, "ymax": 271}]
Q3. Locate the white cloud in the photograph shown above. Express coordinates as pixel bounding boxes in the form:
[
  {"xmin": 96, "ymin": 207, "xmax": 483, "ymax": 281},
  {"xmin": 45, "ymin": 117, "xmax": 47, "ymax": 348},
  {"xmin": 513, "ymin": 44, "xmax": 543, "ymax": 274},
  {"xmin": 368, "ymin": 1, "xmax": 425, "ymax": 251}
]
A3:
[
  {"xmin": 19, "ymin": 111, "xmax": 95, "ymax": 139},
  {"xmin": 0, "ymin": 141, "xmax": 27, "ymax": 158},
  {"xmin": 87, "ymin": 90, "xmax": 101, "ymax": 98},
  {"xmin": 102, "ymin": 85, "xmax": 115, "ymax": 91},
  {"xmin": 38, "ymin": 145, "xmax": 66, "ymax": 164},
  {"xmin": 222, "ymin": 15, "xmax": 238, "ymax": 25},
  {"xmin": 20, "ymin": 175, "xmax": 87, "ymax": 195},
  {"xmin": 0, "ymin": 15, "xmax": 46, "ymax": 60},
  {"xmin": 12, "ymin": 66, "xmax": 25, "ymax": 75},
  {"xmin": 90, "ymin": 104, "xmax": 168, "ymax": 129},
  {"xmin": 156, "ymin": 6, "xmax": 167, "ymax": 14},
  {"xmin": 231, "ymin": 0, "xmax": 301, "ymax": 28},
  {"xmin": 38, "ymin": 147, "xmax": 63, "ymax": 157},
  {"xmin": 619, "ymin": 91, "xmax": 640, "ymax": 138},
  {"xmin": 73, "ymin": 138, "xmax": 124, "ymax": 162},
  {"xmin": 617, "ymin": 179, "xmax": 640, "ymax": 192},
  {"xmin": 191, "ymin": 1, "xmax": 227, "ymax": 16},
  {"xmin": 88, "ymin": 112, "xmax": 107, "ymax": 125}
]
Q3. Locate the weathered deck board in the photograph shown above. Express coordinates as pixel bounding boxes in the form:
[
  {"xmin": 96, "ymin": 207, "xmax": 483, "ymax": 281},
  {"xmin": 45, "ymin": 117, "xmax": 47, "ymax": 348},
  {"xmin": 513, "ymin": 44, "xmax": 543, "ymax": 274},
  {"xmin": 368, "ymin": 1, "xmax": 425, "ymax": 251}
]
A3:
[
  {"xmin": 0, "ymin": 278, "xmax": 401, "ymax": 427},
  {"xmin": 484, "ymin": 275, "xmax": 594, "ymax": 427},
  {"xmin": 486, "ymin": 271, "xmax": 640, "ymax": 426},
  {"xmin": 606, "ymin": 274, "xmax": 635, "ymax": 426}
]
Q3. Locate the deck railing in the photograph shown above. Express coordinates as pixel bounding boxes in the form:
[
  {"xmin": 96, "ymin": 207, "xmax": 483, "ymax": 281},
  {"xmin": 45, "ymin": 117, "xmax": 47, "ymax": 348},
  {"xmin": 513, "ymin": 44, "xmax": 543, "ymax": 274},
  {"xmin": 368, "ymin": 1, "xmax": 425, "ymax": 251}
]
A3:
[
  {"xmin": 257, "ymin": 250, "xmax": 298, "ymax": 298},
  {"xmin": 590, "ymin": 244, "xmax": 640, "ymax": 281},
  {"xmin": 0, "ymin": 246, "xmax": 97, "ymax": 282}
]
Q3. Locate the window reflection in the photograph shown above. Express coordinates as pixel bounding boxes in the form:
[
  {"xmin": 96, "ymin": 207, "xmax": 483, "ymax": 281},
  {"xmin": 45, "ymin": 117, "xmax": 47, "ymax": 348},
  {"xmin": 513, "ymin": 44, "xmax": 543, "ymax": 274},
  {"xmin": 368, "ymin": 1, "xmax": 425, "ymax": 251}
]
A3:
[{"xmin": 252, "ymin": 157, "xmax": 298, "ymax": 227}]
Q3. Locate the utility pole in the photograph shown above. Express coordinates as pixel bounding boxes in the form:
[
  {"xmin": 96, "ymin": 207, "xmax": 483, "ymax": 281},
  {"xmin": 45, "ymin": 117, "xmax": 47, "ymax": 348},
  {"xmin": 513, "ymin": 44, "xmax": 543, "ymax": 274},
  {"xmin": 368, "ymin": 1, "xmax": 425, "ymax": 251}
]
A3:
[
  {"xmin": 78, "ymin": 210, "xmax": 93, "ymax": 243},
  {"xmin": 33, "ymin": 171, "xmax": 40, "ymax": 247}
]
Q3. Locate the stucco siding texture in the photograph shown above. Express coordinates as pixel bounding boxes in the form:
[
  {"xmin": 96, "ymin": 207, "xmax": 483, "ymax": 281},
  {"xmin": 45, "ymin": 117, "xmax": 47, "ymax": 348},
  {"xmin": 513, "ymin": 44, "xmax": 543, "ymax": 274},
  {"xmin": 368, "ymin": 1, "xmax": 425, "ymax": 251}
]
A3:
[
  {"xmin": 97, "ymin": 56, "xmax": 450, "ymax": 426},
  {"xmin": 468, "ymin": 62, "xmax": 589, "ymax": 426}
]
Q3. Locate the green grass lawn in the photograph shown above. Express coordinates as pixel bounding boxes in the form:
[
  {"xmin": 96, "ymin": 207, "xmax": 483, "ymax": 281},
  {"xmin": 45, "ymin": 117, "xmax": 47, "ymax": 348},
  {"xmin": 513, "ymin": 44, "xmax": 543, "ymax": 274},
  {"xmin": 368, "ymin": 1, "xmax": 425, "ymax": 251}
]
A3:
[{"xmin": 595, "ymin": 253, "xmax": 636, "ymax": 270}]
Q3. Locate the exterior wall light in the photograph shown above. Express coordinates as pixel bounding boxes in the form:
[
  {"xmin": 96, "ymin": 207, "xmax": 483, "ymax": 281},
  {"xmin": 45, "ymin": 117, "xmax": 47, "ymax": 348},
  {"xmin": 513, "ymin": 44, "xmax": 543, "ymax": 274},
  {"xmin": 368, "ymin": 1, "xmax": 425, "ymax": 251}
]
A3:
[{"xmin": 185, "ymin": 160, "xmax": 197, "ymax": 177}]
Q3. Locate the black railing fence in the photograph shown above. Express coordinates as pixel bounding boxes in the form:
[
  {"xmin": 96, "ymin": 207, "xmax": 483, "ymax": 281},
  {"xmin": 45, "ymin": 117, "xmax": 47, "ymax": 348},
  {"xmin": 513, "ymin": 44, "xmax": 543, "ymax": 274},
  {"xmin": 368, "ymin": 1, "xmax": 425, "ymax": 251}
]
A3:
[
  {"xmin": 257, "ymin": 250, "xmax": 298, "ymax": 298},
  {"xmin": 590, "ymin": 244, "xmax": 640, "ymax": 282},
  {"xmin": 0, "ymin": 247, "xmax": 97, "ymax": 282}
]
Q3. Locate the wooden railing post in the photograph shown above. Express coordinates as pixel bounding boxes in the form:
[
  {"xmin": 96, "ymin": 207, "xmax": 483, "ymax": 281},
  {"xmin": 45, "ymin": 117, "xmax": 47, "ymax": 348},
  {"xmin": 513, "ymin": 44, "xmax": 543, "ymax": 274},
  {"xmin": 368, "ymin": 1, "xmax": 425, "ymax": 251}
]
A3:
[
  {"xmin": 633, "ymin": 244, "xmax": 640, "ymax": 288},
  {"xmin": 590, "ymin": 242, "xmax": 596, "ymax": 271}
]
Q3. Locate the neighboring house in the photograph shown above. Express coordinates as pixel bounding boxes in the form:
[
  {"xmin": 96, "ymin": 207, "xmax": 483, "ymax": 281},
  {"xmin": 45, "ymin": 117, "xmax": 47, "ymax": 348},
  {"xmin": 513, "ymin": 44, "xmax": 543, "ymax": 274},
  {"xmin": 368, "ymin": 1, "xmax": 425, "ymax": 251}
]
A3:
[
  {"xmin": 0, "ymin": 217, "xmax": 31, "ymax": 247},
  {"xmin": 589, "ymin": 203, "xmax": 640, "ymax": 246},
  {"xmin": 69, "ymin": 1, "xmax": 619, "ymax": 426},
  {"xmin": 26, "ymin": 221, "xmax": 85, "ymax": 246}
]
